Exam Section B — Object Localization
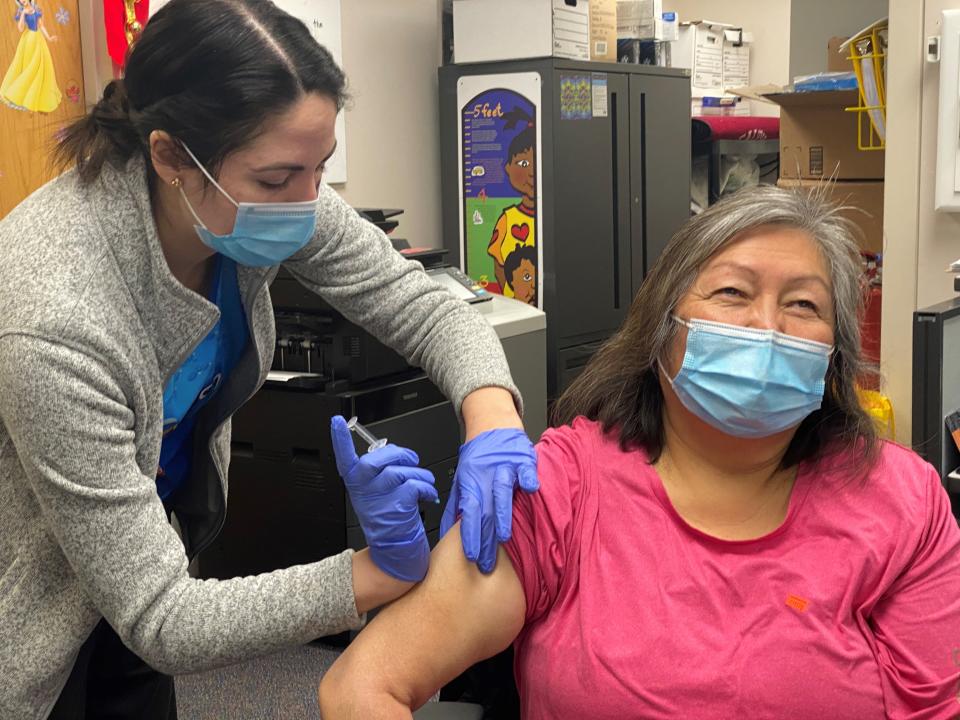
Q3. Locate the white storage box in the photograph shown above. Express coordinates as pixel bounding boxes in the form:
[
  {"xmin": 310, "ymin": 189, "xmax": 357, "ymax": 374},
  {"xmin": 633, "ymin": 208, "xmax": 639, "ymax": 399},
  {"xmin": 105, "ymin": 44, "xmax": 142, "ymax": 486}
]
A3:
[
  {"xmin": 453, "ymin": 0, "xmax": 591, "ymax": 63},
  {"xmin": 673, "ymin": 20, "xmax": 752, "ymax": 96}
]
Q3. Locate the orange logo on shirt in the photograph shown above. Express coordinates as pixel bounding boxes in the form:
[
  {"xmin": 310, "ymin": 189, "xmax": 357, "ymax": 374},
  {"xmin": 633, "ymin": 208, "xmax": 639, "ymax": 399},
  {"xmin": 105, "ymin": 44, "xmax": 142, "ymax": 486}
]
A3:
[{"xmin": 785, "ymin": 595, "xmax": 809, "ymax": 613}]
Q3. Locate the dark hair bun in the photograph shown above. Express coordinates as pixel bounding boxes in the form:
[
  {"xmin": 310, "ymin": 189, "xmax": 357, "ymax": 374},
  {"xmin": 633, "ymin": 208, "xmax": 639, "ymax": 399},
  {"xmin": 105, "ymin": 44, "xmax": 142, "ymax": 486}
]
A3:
[{"xmin": 89, "ymin": 80, "xmax": 139, "ymax": 155}]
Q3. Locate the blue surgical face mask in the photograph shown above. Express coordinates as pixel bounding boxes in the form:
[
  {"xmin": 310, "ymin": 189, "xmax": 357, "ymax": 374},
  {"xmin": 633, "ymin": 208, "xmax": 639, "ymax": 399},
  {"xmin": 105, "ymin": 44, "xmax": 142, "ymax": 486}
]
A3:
[
  {"xmin": 176, "ymin": 142, "xmax": 318, "ymax": 267},
  {"xmin": 661, "ymin": 316, "xmax": 833, "ymax": 439}
]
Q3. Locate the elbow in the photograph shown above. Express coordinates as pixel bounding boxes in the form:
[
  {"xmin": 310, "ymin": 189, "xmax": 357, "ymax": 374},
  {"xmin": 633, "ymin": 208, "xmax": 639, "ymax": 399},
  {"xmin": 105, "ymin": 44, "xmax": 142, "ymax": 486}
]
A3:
[
  {"xmin": 319, "ymin": 661, "xmax": 414, "ymax": 720},
  {"xmin": 144, "ymin": 657, "xmax": 185, "ymax": 677},
  {"xmin": 127, "ymin": 641, "xmax": 195, "ymax": 677},
  {"xmin": 120, "ymin": 626, "xmax": 209, "ymax": 677},
  {"xmin": 318, "ymin": 661, "xmax": 357, "ymax": 719},
  {"xmin": 129, "ymin": 631, "xmax": 242, "ymax": 677},
  {"xmin": 317, "ymin": 670, "xmax": 337, "ymax": 717}
]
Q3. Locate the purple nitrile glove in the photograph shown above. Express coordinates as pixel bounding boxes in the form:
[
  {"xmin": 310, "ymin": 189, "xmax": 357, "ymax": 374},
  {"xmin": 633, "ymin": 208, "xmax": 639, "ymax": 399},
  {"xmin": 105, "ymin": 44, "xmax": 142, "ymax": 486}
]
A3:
[
  {"xmin": 440, "ymin": 427, "xmax": 539, "ymax": 573},
  {"xmin": 330, "ymin": 415, "xmax": 438, "ymax": 582}
]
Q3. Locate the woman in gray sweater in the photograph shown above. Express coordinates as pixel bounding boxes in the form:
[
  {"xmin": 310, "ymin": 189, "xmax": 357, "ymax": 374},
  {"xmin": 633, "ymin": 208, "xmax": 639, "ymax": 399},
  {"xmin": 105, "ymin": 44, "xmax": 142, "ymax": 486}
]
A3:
[{"xmin": 0, "ymin": 1, "xmax": 537, "ymax": 717}]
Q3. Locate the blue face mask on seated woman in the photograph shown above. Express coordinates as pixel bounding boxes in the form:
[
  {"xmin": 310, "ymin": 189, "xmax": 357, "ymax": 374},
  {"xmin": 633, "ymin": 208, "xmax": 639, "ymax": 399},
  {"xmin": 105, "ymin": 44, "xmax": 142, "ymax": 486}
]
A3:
[
  {"xmin": 662, "ymin": 316, "xmax": 833, "ymax": 438},
  {"xmin": 176, "ymin": 142, "xmax": 319, "ymax": 267}
]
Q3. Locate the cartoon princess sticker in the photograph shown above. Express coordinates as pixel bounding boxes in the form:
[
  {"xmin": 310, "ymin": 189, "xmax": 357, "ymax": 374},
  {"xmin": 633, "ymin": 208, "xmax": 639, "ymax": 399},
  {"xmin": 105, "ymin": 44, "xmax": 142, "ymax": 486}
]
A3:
[{"xmin": 1, "ymin": 0, "xmax": 62, "ymax": 113}]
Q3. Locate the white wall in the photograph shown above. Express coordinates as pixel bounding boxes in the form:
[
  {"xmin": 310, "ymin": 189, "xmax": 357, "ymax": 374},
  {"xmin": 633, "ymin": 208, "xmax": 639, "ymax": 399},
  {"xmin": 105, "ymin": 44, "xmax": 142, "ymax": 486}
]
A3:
[
  {"xmin": 788, "ymin": 0, "xmax": 887, "ymax": 79},
  {"xmin": 666, "ymin": 0, "xmax": 792, "ymax": 115},
  {"xmin": 335, "ymin": 0, "xmax": 444, "ymax": 248},
  {"xmin": 881, "ymin": 0, "xmax": 960, "ymax": 443},
  {"xmin": 879, "ymin": 0, "xmax": 922, "ymax": 443},
  {"xmin": 81, "ymin": 0, "xmax": 446, "ymax": 249},
  {"xmin": 914, "ymin": 1, "xmax": 960, "ymax": 311}
]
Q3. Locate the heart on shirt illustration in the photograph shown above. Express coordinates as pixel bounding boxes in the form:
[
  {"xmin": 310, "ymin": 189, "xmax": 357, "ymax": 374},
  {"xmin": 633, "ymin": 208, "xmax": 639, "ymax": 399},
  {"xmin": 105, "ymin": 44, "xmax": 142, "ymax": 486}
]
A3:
[{"xmin": 511, "ymin": 224, "xmax": 530, "ymax": 242}]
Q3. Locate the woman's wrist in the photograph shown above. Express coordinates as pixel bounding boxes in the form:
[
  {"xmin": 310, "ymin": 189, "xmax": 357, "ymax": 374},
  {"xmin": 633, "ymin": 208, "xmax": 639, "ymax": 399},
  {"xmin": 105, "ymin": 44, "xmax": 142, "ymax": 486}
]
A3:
[
  {"xmin": 461, "ymin": 386, "xmax": 523, "ymax": 442},
  {"xmin": 351, "ymin": 548, "xmax": 415, "ymax": 615}
]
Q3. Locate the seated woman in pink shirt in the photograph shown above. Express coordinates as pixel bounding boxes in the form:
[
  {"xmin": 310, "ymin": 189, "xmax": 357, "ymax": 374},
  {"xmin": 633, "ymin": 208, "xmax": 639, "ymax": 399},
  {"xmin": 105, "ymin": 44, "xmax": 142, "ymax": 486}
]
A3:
[{"xmin": 319, "ymin": 187, "xmax": 960, "ymax": 719}]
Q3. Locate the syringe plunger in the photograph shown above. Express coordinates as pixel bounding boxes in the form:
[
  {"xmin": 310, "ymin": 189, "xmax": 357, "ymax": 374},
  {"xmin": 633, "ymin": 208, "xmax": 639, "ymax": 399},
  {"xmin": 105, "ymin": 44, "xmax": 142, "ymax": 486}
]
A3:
[{"xmin": 346, "ymin": 416, "xmax": 388, "ymax": 453}]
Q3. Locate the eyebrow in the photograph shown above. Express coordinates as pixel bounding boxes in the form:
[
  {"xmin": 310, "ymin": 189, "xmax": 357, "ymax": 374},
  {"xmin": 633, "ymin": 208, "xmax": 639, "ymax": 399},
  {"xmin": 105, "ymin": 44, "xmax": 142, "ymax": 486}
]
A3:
[
  {"xmin": 706, "ymin": 261, "xmax": 831, "ymax": 291},
  {"xmin": 250, "ymin": 141, "xmax": 338, "ymax": 173},
  {"xmin": 705, "ymin": 261, "xmax": 759, "ymax": 278},
  {"xmin": 783, "ymin": 274, "xmax": 832, "ymax": 292}
]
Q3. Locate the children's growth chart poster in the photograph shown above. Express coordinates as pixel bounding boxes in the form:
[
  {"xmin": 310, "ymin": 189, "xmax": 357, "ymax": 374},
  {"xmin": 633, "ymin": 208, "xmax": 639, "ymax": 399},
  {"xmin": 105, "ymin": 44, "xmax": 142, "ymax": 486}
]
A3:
[{"xmin": 457, "ymin": 72, "xmax": 542, "ymax": 309}]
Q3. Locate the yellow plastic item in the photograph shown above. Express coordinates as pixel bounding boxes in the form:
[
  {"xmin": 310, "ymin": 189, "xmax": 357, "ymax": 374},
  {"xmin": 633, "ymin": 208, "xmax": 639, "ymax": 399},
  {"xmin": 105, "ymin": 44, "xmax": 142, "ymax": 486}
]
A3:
[
  {"xmin": 857, "ymin": 387, "xmax": 895, "ymax": 439},
  {"xmin": 843, "ymin": 20, "xmax": 887, "ymax": 151}
]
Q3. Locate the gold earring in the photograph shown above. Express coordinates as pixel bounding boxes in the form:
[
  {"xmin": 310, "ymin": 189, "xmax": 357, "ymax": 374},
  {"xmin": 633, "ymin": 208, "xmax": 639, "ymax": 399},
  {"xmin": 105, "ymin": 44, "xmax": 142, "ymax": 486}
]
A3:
[{"xmin": 171, "ymin": 178, "xmax": 182, "ymax": 188}]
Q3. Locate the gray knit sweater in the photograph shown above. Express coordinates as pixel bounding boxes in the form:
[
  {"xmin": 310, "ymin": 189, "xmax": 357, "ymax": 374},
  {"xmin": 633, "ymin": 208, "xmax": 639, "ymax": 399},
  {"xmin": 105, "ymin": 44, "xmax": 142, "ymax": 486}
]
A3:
[{"xmin": 0, "ymin": 157, "xmax": 520, "ymax": 719}]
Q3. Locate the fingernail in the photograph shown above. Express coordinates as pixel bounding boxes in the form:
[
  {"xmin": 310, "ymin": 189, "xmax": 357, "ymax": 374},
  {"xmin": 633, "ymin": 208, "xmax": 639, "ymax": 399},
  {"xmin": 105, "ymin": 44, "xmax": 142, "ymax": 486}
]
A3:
[{"xmin": 434, "ymin": 498, "xmax": 441, "ymax": 504}]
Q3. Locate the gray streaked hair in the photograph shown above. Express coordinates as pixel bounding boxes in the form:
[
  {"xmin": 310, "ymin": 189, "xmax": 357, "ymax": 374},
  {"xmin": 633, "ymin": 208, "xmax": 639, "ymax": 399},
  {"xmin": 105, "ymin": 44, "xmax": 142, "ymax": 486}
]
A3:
[{"xmin": 552, "ymin": 183, "xmax": 879, "ymax": 471}]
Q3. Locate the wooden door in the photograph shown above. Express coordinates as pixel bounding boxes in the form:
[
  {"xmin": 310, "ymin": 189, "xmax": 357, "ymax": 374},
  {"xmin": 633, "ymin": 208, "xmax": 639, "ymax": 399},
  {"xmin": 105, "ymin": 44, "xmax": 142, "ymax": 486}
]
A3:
[{"xmin": 0, "ymin": 0, "xmax": 85, "ymax": 219}]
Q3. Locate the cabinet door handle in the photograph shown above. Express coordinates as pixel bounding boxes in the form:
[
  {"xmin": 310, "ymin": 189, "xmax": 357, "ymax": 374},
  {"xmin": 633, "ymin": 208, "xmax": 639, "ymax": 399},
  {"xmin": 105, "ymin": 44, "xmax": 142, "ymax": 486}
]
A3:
[{"xmin": 611, "ymin": 90, "xmax": 621, "ymax": 310}]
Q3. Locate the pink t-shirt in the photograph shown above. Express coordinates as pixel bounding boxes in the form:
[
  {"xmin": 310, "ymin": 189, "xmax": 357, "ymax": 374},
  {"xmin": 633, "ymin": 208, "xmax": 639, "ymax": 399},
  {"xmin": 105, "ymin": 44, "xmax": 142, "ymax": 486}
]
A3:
[{"xmin": 504, "ymin": 418, "xmax": 960, "ymax": 719}]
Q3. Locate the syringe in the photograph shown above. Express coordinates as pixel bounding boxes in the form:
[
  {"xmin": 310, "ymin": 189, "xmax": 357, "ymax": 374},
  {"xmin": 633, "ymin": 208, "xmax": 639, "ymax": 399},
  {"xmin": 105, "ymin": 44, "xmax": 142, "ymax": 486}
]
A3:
[{"xmin": 346, "ymin": 416, "xmax": 388, "ymax": 453}]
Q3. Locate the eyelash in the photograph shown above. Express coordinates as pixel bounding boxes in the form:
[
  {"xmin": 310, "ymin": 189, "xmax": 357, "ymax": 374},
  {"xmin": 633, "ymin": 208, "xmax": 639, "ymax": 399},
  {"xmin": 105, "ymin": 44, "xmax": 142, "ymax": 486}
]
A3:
[
  {"xmin": 716, "ymin": 288, "xmax": 819, "ymax": 312},
  {"xmin": 792, "ymin": 299, "xmax": 819, "ymax": 312},
  {"xmin": 259, "ymin": 178, "xmax": 291, "ymax": 190},
  {"xmin": 257, "ymin": 166, "xmax": 325, "ymax": 191},
  {"xmin": 717, "ymin": 287, "xmax": 745, "ymax": 298}
]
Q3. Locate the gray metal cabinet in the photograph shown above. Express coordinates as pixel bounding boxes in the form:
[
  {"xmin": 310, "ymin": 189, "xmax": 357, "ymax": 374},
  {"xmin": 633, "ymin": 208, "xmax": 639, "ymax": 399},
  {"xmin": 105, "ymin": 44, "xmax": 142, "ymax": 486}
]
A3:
[{"xmin": 439, "ymin": 59, "xmax": 691, "ymax": 398}]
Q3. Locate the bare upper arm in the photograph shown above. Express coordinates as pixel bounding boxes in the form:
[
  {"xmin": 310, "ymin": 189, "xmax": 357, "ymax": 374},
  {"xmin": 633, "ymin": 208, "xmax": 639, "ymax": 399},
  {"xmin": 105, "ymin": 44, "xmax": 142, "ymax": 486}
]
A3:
[{"xmin": 318, "ymin": 522, "xmax": 526, "ymax": 717}]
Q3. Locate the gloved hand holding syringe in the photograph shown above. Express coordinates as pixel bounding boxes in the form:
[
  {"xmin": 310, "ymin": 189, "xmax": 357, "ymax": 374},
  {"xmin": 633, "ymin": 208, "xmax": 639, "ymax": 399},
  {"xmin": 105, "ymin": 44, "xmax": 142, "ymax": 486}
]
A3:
[
  {"xmin": 346, "ymin": 416, "xmax": 388, "ymax": 453},
  {"xmin": 330, "ymin": 414, "xmax": 437, "ymax": 582}
]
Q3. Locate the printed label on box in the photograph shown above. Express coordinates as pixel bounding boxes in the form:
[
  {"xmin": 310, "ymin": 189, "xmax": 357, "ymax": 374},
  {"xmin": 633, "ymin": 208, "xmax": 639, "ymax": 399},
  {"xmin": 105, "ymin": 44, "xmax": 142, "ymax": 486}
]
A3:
[
  {"xmin": 723, "ymin": 44, "xmax": 750, "ymax": 90},
  {"xmin": 589, "ymin": 0, "xmax": 617, "ymax": 60},
  {"xmin": 694, "ymin": 31, "xmax": 723, "ymax": 91},
  {"xmin": 553, "ymin": 0, "xmax": 590, "ymax": 61},
  {"xmin": 809, "ymin": 146, "xmax": 824, "ymax": 176}
]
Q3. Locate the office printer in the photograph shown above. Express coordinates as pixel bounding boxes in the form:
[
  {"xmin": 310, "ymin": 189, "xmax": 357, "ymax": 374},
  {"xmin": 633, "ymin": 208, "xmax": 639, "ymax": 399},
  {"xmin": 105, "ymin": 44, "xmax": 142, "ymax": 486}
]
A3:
[
  {"xmin": 267, "ymin": 243, "xmax": 492, "ymax": 386},
  {"xmin": 197, "ymin": 215, "xmax": 546, "ymax": 582}
]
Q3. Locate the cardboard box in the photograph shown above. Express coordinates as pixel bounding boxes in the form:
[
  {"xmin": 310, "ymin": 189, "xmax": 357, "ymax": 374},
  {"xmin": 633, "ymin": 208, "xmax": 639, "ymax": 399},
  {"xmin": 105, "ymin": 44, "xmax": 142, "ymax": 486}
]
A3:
[
  {"xmin": 673, "ymin": 21, "xmax": 725, "ymax": 95},
  {"xmin": 722, "ymin": 29, "xmax": 751, "ymax": 89},
  {"xmin": 590, "ymin": 0, "xmax": 617, "ymax": 61},
  {"xmin": 673, "ymin": 21, "xmax": 752, "ymax": 96},
  {"xmin": 827, "ymin": 36, "xmax": 849, "ymax": 72},
  {"xmin": 765, "ymin": 89, "xmax": 885, "ymax": 180},
  {"xmin": 617, "ymin": 0, "xmax": 663, "ymax": 40},
  {"xmin": 778, "ymin": 179, "xmax": 884, "ymax": 254},
  {"xmin": 453, "ymin": 0, "xmax": 590, "ymax": 63}
]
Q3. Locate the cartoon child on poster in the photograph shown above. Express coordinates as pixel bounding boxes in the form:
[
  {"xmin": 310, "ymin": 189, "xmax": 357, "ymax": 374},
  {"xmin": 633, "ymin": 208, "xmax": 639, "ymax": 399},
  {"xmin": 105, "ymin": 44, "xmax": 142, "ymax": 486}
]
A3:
[
  {"xmin": 502, "ymin": 243, "xmax": 537, "ymax": 306},
  {"xmin": 1, "ymin": 0, "xmax": 61, "ymax": 113},
  {"xmin": 486, "ymin": 107, "xmax": 536, "ymax": 303}
]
